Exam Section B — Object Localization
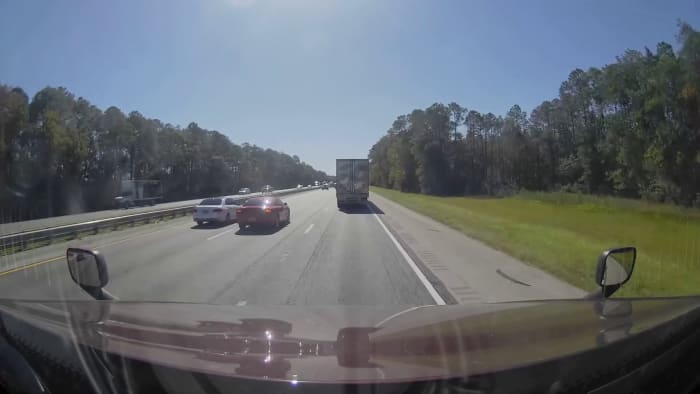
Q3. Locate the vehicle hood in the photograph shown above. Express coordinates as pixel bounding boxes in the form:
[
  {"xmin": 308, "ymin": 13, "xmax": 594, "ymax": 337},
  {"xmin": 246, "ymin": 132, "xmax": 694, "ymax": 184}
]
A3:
[{"xmin": 1, "ymin": 298, "xmax": 699, "ymax": 383}]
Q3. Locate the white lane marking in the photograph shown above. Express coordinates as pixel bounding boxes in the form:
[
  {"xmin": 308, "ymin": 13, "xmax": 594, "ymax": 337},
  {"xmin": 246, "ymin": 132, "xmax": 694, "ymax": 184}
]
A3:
[
  {"xmin": 368, "ymin": 204, "xmax": 446, "ymax": 305},
  {"xmin": 236, "ymin": 300, "xmax": 247, "ymax": 306},
  {"xmin": 303, "ymin": 224, "xmax": 314, "ymax": 234},
  {"xmin": 207, "ymin": 228, "xmax": 236, "ymax": 241}
]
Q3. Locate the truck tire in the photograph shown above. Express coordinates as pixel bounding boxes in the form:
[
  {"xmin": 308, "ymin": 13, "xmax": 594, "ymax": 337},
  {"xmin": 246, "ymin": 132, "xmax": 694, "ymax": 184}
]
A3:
[{"xmin": 196, "ymin": 220, "xmax": 204, "ymax": 226}]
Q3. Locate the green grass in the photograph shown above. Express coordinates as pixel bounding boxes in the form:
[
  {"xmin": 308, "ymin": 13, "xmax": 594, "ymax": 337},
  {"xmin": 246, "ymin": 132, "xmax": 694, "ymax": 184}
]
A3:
[{"xmin": 371, "ymin": 187, "xmax": 700, "ymax": 297}]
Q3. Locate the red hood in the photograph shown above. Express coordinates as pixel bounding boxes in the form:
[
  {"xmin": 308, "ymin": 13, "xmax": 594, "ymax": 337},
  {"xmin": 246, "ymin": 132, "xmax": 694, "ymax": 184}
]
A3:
[{"xmin": 1, "ymin": 298, "xmax": 699, "ymax": 384}]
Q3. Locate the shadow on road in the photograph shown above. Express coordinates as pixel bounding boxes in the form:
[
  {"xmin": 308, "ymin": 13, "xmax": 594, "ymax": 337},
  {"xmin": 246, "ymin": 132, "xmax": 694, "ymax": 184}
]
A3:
[
  {"xmin": 235, "ymin": 223, "xmax": 288, "ymax": 235},
  {"xmin": 190, "ymin": 221, "xmax": 237, "ymax": 230},
  {"xmin": 338, "ymin": 201, "xmax": 384, "ymax": 215}
]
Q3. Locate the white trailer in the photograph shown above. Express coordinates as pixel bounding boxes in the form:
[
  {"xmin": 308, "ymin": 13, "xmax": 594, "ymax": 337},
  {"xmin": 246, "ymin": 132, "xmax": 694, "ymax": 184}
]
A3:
[
  {"xmin": 335, "ymin": 159, "xmax": 369, "ymax": 209},
  {"xmin": 114, "ymin": 180, "xmax": 163, "ymax": 208}
]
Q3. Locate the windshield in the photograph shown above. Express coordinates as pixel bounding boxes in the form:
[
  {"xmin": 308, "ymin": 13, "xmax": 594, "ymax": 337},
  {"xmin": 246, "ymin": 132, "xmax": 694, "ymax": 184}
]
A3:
[
  {"xmin": 243, "ymin": 199, "xmax": 269, "ymax": 206},
  {"xmin": 199, "ymin": 198, "xmax": 222, "ymax": 206},
  {"xmin": 1, "ymin": 1, "xmax": 700, "ymax": 391}
]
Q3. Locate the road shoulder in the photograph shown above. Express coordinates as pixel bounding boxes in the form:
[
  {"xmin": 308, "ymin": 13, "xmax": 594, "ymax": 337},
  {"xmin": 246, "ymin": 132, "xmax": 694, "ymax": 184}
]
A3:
[{"xmin": 369, "ymin": 193, "xmax": 587, "ymax": 303}]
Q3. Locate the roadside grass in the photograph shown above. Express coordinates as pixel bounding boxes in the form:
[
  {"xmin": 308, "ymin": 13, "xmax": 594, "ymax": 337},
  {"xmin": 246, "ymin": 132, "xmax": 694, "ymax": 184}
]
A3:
[{"xmin": 371, "ymin": 187, "xmax": 700, "ymax": 297}]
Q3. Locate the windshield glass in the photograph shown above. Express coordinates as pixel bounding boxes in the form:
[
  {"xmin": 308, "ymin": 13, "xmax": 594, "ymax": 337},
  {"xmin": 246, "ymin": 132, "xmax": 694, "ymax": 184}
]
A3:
[
  {"xmin": 199, "ymin": 198, "xmax": 222, "ymax": 206},
  {"xmin": 1, "ymin": 1, "xmax": 700, "ymax": 390},
  {"xmin": 243, "ymin": 199, "xmax": 268, "ymax": 206},
  {"xmin": 1, "ymin": 0, "xmax": 699, "ymax": 305}
]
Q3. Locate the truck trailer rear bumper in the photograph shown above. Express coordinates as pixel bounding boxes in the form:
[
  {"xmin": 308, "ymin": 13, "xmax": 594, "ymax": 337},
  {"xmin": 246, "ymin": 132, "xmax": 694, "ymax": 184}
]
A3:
[{"xmin": 336, "ymin": 193, "xmax": 369, "ymax": 204}]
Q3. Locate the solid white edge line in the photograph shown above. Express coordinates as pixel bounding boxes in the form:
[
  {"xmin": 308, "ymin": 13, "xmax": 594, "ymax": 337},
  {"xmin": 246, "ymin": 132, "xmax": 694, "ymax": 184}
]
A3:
[
  {"xmin": 368, "ymin": 204, "xmax": 446, "ymax": 305},
  {"xmin": 303, "ymin": 224, "xmax": 314, "ymax": 234},
  {"xmin": 207, "ymin": 228, "xmax": 236, "ymax": 241}
]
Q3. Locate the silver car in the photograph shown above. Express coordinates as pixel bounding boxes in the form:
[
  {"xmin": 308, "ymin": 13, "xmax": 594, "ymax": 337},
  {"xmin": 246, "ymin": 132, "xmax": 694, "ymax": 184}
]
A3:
[{"xmin": 193, "ymin": 197, "xmax": 240, "ymax": 225}]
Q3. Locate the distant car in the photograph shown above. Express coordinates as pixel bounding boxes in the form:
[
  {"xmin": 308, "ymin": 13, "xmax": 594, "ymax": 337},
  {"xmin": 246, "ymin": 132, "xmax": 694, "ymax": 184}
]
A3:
[
  {"xmin": 261, "ymin": 185, "xmax": 274, "ymax": 195},
  {"xmin": 321, "ymin": 183, "xmax": 329, "ymax": 190},
  {"xmin": 297, "ymin": 184, "xmax": 303, "ymax": 188},
  {"xmin": 194, "ymin": 197, "xmax": 240, "ymax": 225},
  {"xmin": 236, "ymin": 197, "xmax": 290, "ymax": 230},
  {"xmin": 237, "ymin": 188, "xmax": 251, "ymax": 195},
  {"xmin": 307, "ymin": 184, "xmax": 312, "ymax": 187}
]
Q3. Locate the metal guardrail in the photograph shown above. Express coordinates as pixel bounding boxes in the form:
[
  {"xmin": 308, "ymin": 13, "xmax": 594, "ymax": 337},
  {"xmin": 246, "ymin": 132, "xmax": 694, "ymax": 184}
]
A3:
[{"xmin": 0, "ymin": 187, "xmax": 319, "ymax": 254}]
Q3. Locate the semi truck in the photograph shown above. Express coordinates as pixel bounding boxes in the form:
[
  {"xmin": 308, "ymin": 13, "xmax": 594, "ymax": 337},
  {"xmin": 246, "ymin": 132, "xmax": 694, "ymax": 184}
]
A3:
[
  {"xmin": 335, "ymin": 159, "xmax": 369, "ymax": 209},
  {"xmin": 114, "ymin": 180, "xmax": 163, "ymax": 208}
]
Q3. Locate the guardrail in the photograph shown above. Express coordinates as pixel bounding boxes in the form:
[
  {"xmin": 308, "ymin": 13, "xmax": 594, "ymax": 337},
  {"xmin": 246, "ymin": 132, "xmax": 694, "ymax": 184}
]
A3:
[{"xmin": 0, "ymin": 187, "xmax": 319, "ymax": 255}]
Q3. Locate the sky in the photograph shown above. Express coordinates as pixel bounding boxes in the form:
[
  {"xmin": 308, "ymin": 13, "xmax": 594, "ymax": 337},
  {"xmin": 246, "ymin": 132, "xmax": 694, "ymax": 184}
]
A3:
[{"xmin": 1, "ymin": 0, "xmax": 699, "ymax": 174}]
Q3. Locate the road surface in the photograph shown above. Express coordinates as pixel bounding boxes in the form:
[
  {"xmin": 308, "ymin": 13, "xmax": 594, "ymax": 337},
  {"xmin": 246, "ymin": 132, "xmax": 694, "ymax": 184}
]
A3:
[
  {"xmin": 0, "ymin": 190, "xmax": 436, "ymax": 307},
  {"xmin": 0, "ymin": 189, "xmax": 585, "ymax": 308}
]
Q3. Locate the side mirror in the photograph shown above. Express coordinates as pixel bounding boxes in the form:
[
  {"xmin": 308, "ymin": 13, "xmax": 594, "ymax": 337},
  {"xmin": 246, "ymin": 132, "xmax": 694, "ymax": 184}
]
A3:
[
  {"xmin": 595, "ymin": 247, "xmax": 636, "ymax": 298},
  {"xmin": 66, "ymin": 248, "xmax": 115, "ymax": 300}
]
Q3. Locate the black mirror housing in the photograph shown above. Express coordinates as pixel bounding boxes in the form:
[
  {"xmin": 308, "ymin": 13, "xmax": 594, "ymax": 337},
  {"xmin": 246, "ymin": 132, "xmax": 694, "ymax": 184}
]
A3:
[
  {"xmin": 67, "ymin": 248, "xmax": 109, "ymax": 289},
  {"xmin": 595, "ymin": 246, "xmax": 636, "ymax": 298}
]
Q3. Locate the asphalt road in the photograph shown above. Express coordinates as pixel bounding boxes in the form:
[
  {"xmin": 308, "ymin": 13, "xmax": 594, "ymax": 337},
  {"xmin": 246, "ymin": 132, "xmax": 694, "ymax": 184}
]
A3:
[{"xmin": 0, "ymin": 190, "xmax": 436, "ymax": 307}]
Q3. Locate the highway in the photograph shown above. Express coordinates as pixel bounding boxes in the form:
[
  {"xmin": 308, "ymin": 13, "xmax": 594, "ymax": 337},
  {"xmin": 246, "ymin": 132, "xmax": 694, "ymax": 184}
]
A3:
[
  {"xmin": 0, "ymin": 188, "xmax": 585, "ymax": 308},
  {"xmin": 0, "ymin": 190, "xmax": 436, "ymax": 307},
  {"xmin": 0, "ymin": 188, "xmax": 313, "ymax": 236},
  {"xmin": 0, "ymin": 197, "xmax": 204, "ymax": 236}
]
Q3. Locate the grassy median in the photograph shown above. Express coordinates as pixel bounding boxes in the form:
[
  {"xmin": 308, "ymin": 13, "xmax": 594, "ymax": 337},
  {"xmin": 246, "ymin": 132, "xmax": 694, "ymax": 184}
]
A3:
[{"xmin": 371, "ymin": 187, "xmax": 700, "ymax": 297}]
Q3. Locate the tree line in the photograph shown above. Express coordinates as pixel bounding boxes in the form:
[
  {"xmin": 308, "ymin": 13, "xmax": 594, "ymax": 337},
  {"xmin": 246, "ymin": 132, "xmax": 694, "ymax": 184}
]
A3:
[
  {"xmin": 369, "ymin": 22, "xmax": 700, "ymax": 206},
  {"xmin": 0, "ymin": 86, "xmax": 328, "ymax": 221}
]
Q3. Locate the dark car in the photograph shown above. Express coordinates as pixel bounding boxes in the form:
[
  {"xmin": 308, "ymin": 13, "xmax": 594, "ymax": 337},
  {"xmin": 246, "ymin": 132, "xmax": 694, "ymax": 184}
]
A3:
[{"xmin": 236, "ymin": 197, "xmax": 290, "ymax": 230}]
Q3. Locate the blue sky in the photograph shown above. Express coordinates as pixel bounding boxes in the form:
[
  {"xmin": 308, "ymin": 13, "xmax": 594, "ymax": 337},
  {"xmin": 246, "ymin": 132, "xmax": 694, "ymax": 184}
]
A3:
[{"xmin": 1, "ymin": 0, "xmax": 698, "ymax": 174}]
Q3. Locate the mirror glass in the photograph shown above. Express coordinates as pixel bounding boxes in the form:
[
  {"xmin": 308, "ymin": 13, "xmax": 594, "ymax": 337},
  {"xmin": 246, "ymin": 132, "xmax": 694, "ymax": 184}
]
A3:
[
  {"xmin": 67, "ymin": 249, "xmax": 103, "ymax": 287},
  {"xmin": 601, "ymin": 249, "xmax": 635, "ymax": 286}
]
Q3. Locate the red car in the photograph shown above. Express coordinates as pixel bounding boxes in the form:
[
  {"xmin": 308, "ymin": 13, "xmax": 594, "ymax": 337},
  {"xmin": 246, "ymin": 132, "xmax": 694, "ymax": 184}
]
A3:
[{"xmin": 236, "ymin": 197, "xmax": 290, "ymax": 230}]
